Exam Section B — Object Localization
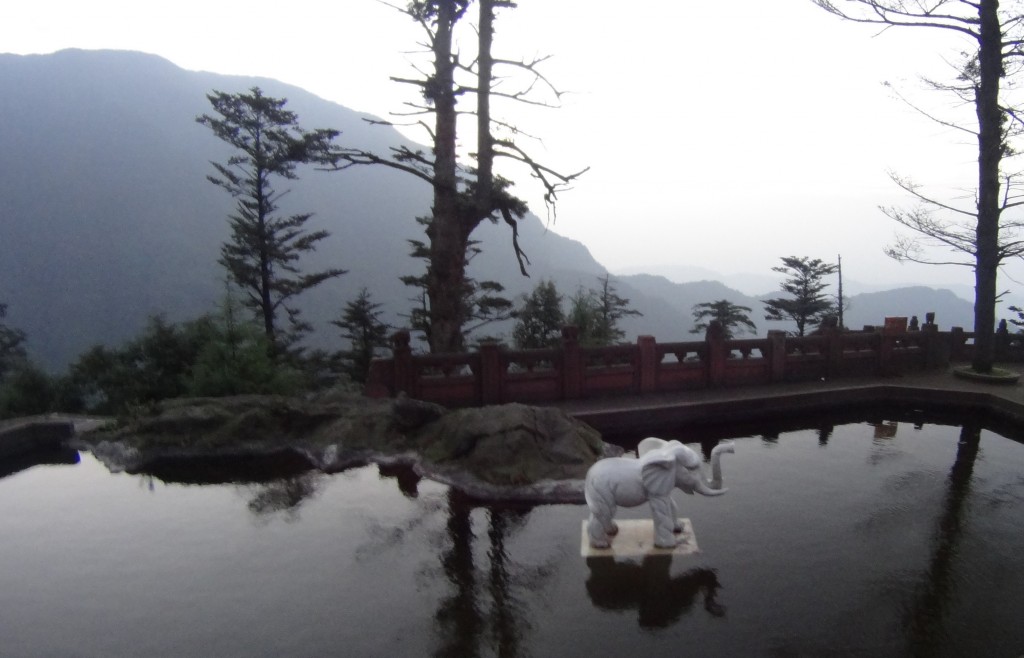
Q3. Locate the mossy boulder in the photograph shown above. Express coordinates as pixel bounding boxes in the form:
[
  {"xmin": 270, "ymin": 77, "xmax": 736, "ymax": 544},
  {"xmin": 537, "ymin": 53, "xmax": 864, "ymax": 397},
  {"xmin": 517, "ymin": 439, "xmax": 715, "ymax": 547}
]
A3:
[{"xmin": 415, "ymin": 403, "xmax": 607, "ymax": 486}]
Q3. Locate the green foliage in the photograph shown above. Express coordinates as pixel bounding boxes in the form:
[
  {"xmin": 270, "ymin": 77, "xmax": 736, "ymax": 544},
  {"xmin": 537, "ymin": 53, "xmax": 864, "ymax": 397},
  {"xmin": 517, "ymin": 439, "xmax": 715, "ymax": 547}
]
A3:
[
  {"xmin": 590, "ymin": 274, "xmax": 642, "ymax": 345},
  {"xmin": 0, "ymin": 303, "xmax": 27, "ymax": 380},
  {"xmin": 0, "ymin": 305, "xmax": 79, "ymax": 419},
  {"xmin": 197, "ymin": 87, "xmax": 346, "ymax": 351},
  {"xmin": 332, "ymin": 288, "xmax": 392, "ymax": 383},
  {"xmin": 68, "ymin": 315, "xmax": 207, "ymax": 414},
  {"xmin": 566, "ymin": 275, "xmax": 641, "ymax": 346},
  {"xmin": 566, "ymin": 287, "xmax": 598, "ymax": 345},
  {"xmin": 0, "ymin": 362, "xmax": 55, "ymax": 418},
  {"xmin": 1008, "ymin": 305, "xmax": 1024, "ymax": 331},
  {"xmin": 513, "ymin": 279, "xmax": 564, "ymax": 349},
  {"xmin": 762, "ymin": 256, "xmax": 838, "ymax": 337},
  {"xmin": 690, "ymin": 300, "xmax": 757, "ymax": 339},
  {"xmin": 188, "ymin": 293, "xmax": 302, "ymax": 398},
  {"xmin": 66, "ymin": 293, "xmax": 305, "ymax": 414}
]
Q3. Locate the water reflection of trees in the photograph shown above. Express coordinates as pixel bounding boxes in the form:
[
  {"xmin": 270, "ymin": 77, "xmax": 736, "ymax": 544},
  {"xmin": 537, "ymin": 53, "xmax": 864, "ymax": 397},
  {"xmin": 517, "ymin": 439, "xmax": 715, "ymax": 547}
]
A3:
[
  {"xmin": 585, "ymin": 556, "xmax": 725, "ymax": 627},
  {"xmin": 245, "ymin": 473, "xmax": 322, "ymax": 520},
  {"xmin": 432, "ymin": 490, "xmax": 551, "ymax": 658},
  {"xmin": 130, "ymin": 450, "xmax": 325, "ymax": 520},
  {"xmin": 901, "ymin": 423, "xmax": 980, "ymax": 655}
]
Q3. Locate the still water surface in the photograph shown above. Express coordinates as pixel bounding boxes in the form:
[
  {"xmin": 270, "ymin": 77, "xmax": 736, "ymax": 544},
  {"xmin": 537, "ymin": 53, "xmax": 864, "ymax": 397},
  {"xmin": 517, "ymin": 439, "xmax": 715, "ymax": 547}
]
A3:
[{"xmin": 2, "ymin": 415, "xmax": 1023, "ymax": 657}]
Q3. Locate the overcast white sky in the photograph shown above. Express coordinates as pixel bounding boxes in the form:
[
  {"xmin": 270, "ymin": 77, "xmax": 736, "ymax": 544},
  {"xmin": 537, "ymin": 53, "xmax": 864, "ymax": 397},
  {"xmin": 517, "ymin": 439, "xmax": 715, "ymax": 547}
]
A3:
[{"xmin": 3, "ymin": 0, "xmax": 1019, "ymax": 293}]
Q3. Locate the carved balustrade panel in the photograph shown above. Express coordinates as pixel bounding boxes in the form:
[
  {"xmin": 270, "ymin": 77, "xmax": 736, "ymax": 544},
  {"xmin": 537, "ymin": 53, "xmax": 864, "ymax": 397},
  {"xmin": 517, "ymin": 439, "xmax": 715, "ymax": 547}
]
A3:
[
  {"xmin": 581, "ymin": 345, "xmax": 637, "ymax": 370},
  {"xmin": 841, "ymin": 332, "xmax": 880, "ymax": 354},
  {"xmin": 721, "ymin": 338, "xmax": 770, "ymax": 385},
  {"xmin": 656, "ymin": 341, "xmax": 705, "ymax": 366},
  {"xmin": 414, "ymin": 353, "xmax": 477, "ymax": 379},
  {"xmin": 653, "ymin": 341, "xmax": 707, "ymax": 391},
  {"xmin": 503, "ymin": 348, "xmax": 560, "ymax": 374},
  {"xmin": 580, "ymin": 345, "xmax": 639, "ymax": 396},
  {"xmin": 413, "ymin": 353, "xmax": 481, "ymax": 406},
  {"xmin": 786, "ymin": 335, "xmax": 825, "ymax": 357},
  {"xmin": 727, "ymin": 339, "xmax": 767, "ymax": 361}
]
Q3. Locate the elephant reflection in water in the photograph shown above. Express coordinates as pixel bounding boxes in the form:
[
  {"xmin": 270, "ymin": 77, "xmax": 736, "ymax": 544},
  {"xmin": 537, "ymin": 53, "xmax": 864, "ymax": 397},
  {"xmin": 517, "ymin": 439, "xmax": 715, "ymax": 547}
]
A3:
[
  {"xmin": 585, "ymin": 438, "xmax": 735, "ymax": 549},
  {"xmin": 586, "ymin": 555, "xmax": 725, "ymax": 626}
]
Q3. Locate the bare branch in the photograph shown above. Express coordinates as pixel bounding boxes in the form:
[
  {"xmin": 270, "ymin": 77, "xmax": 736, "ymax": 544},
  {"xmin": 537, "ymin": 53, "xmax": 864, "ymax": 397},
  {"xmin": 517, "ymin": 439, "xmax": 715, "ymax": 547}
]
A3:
[
  {"xmin": 498, "ymin": 204, "xmax": 531, "ymax": 276},
  {"xmin": 493, "ymin": 138, "xmax": 590, "ymax": 218},
  {"xmin": 884, "ymin": 232, "xmax": 976, "ymax": 266},
  {"xmin": 887, "ymin": 171, "xmax": 978, "ymax": 216},
  {"xmin": 814, "ymin": 0, "xmax": 981, "ymax": 38},
  {"xmin": 329, "ymin": 147, "xmax": 437, "ymax": 186}
]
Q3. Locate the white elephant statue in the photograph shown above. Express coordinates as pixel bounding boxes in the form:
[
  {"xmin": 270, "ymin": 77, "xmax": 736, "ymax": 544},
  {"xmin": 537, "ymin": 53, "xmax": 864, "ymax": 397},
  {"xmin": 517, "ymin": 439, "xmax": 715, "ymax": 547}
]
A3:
[{"xmin": 585, "ymin": 438, "xmax": 735, "ymax": 549}]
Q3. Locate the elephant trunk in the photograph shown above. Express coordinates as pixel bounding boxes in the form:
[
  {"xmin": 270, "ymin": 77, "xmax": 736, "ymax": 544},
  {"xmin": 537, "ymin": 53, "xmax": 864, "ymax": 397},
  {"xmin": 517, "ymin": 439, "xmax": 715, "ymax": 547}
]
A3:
[{"xmin": 698, "ymin": 440, "xmax": 735, "ymax": 494}]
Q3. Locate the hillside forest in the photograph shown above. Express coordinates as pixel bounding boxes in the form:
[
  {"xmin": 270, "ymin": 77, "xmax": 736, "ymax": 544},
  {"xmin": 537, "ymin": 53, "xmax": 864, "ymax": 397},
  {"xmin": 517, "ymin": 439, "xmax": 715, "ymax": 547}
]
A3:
[{"xmin": 3, "ymin": 0, "xmax": 1021, "ymax": 418}]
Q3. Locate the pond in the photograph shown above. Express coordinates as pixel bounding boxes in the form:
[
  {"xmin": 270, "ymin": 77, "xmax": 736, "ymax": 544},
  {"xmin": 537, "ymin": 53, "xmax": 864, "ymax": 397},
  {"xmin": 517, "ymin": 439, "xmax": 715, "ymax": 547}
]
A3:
[{"xmin": 2, "ymin": 411, "xmax": 1024, "ymax": 657}]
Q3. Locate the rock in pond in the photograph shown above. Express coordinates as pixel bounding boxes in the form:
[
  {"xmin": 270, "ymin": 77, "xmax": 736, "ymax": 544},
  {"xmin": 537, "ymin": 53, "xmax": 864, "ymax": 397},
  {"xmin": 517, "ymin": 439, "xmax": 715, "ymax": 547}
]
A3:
[{"xmin": 76, "ymin": 393, "xmax": 615, "ymax": 503}]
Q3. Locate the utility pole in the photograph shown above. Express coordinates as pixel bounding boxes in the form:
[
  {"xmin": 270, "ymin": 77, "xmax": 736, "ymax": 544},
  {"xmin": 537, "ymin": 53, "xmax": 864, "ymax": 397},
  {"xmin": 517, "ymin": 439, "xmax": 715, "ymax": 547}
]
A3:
[{"xmin": 837, "ymin": 254, "xmax": 845, "ymax": 330}]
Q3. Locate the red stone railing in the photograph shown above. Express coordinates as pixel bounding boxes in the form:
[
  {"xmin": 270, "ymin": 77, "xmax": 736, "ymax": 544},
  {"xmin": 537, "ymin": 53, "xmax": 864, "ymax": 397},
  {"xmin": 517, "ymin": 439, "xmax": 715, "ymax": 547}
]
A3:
[{"xmin": 364, "ymin": 316, "xmax": 1008, "ymax": 407}]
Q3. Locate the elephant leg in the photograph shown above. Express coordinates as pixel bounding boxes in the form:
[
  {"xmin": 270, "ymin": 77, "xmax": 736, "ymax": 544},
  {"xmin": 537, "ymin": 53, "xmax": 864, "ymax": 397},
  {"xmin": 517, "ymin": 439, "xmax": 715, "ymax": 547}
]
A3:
[
  {"xmin": 587, "ymin": 507, "xmax": 618, "ymax": 549},
  {"xmin": 648, "ymin": 496, "xmax": 678, "ymax": 548},
  {"xmin": 670, "ymin": 498, "xmax": 682, "ymax": 533}
]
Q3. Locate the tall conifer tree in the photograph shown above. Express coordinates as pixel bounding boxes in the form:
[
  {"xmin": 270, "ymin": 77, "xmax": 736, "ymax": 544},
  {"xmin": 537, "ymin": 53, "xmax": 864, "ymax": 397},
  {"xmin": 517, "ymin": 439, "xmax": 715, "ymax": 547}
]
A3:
[{"xmin": 197, "ymin": 87, "xmax": 346, "ymax": 352}]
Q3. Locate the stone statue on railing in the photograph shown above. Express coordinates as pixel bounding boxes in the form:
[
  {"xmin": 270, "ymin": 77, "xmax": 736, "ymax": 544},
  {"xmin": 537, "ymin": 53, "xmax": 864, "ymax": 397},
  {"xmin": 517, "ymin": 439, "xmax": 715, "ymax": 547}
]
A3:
[{"xmin": 584, "ymin": 438, "xmax": 735, "ymax": 549}]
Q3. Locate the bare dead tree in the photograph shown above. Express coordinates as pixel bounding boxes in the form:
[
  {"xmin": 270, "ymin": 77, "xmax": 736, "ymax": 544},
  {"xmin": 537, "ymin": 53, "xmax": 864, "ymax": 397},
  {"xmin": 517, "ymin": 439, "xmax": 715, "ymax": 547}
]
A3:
[
  {"xmin": 815, "ymin": 0, "xmax": 1024, "ymax": 372},
  {"xmin": 335, "ymin": 0, "xmax": 587, "ymax": 353}
]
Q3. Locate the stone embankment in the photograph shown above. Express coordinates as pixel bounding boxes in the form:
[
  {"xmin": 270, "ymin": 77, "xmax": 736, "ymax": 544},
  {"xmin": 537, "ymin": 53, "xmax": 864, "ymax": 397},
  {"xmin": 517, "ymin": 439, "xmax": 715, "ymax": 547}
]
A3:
[
  {"xmin": 0, "ymin": 416, "xmax": 81, "ymax": 459},
  {"xmin": 60, "ymin": 392, "xmax": 615, "ymax": 503}
]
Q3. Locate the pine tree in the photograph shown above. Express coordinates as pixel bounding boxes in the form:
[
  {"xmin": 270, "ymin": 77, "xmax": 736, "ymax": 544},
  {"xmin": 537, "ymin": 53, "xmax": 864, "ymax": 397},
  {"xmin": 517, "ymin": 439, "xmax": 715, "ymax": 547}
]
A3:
[
  {"xmin": 690, "ymin": 300, "xmax": 757, "ymax": 339},
  {"xmin": 332, "ymin": 288, "xmax": 391, "ymax": 383},
  {"xmin": 197, "ymin": 87, "xmax": 346, "ymax": 353},
  {"xmin": 565, "ymin": 276, "xmax": 641, "ymax": 347},
  {"xmin": 762, "ymin": 256, "xmax": 838, "ymax": 337},
  {"xmin": 512, "ymin": 280, "xmax": 564, "ymax": 349},
  {"xmin": 590, "ymin": 274, "xmax": 642, "ymax": 346}
]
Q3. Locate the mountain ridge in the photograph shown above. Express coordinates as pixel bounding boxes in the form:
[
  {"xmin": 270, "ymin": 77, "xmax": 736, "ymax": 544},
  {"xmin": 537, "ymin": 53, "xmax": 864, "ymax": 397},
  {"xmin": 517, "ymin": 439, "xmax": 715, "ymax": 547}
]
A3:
[{"xmin": 0, "ymin": 49, "xmax": 976, "ymax": 370}]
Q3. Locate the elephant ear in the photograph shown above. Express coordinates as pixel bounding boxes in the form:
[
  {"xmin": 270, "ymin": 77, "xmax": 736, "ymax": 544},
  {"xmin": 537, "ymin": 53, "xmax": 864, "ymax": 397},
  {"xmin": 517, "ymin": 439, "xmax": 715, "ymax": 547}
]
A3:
[
  {"xmin": 640, "ymin": 448, "xmax": 676, "ymax": 497},
  {"xmin": 636, "ymin": 437, "xmax": 669, "ymax": 457}
]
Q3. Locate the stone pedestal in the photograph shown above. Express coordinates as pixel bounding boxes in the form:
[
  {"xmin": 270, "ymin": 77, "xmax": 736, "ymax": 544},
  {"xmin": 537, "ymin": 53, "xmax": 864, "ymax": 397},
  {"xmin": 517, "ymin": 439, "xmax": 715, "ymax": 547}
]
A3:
[{"xmin": 581, "ymin": 518, "xmax": 700, "ymax": 558}]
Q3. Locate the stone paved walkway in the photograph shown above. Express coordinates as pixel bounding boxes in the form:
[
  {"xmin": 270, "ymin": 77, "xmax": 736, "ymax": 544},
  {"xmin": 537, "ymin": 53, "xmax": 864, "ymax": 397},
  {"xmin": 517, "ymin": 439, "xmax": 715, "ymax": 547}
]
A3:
[{"xmin": 550, "ymin": 362, "xmax": 1024, "ymax": 435}]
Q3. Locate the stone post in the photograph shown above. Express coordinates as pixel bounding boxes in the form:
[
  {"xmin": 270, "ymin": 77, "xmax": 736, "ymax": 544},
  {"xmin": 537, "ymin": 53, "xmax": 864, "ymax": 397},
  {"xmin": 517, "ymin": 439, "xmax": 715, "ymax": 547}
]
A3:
[
  {"xmin": 825, "ymin": 324, "xmax": 843, "ymax": 378},
  {"xmin": 391, "ymin": 330, "xmax": 414, "ymax": 397},
  {"xmin": 364, "ymin": 358, "xmax": 393, "ymax": 398},
  {"xmin": 921, "ymin": 320, "xmax": 943, "ymax": 369},
  {"xmin": 767, "ymin": 330, "xmax": 787, "ymax": 383},
  {"xmin": 561, "ymin": 325, "xmax": 582, "ymax": 399},
  {"xmin": 638, "ymin": 335, "xmax": 657, "ymax": 394},
  {"xmin": 478, "ymin": 341, "xmax": 502, "ymax": 405},
  {"xmin": 996, "ymin": 318, "xmax": 1010, "ymax": 360},
  {"xmin": 706, "ymin": 320, "xmax": 727, "ymax": 387},
  {"xmin": 878, "ymin": 318, "xmax": 907, "ymax": 376},
  {"xmin": 950, "ymin": 326, "xmax": 967, "ymax": 361}
]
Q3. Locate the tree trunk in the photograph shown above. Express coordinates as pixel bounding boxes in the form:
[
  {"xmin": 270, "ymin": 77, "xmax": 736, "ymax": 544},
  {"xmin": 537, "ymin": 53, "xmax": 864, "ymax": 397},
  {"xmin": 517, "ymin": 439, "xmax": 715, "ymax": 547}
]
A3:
[
  {"xmin": 972, "ymin": 0, "xmax": 1002, "ymax": 373},
  {"xmin": 426, "ymin": 0, "xmax": 467, "ymax": 354},
  {"xmin": 476, "ymin": 0, "xmax": 494, "ymax": 211},
  {"xmin": 255, "ymin": 168, "xmax": 275, "ymax": 344}
]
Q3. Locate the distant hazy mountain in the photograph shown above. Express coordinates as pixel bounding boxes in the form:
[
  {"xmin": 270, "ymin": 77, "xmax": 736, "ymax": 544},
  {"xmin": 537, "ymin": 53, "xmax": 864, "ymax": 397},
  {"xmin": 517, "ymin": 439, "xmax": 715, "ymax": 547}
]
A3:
[
  {"xmin": 0, "ymin": 50, "xmax": 982, "ymax": 370},
  {"xmin": 0, "ymin": 50, "xmax": 607, "ymax": 369},
  {"xmin": 843, "ymin": 286, "xmax": 974, "ymax": 331}
]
